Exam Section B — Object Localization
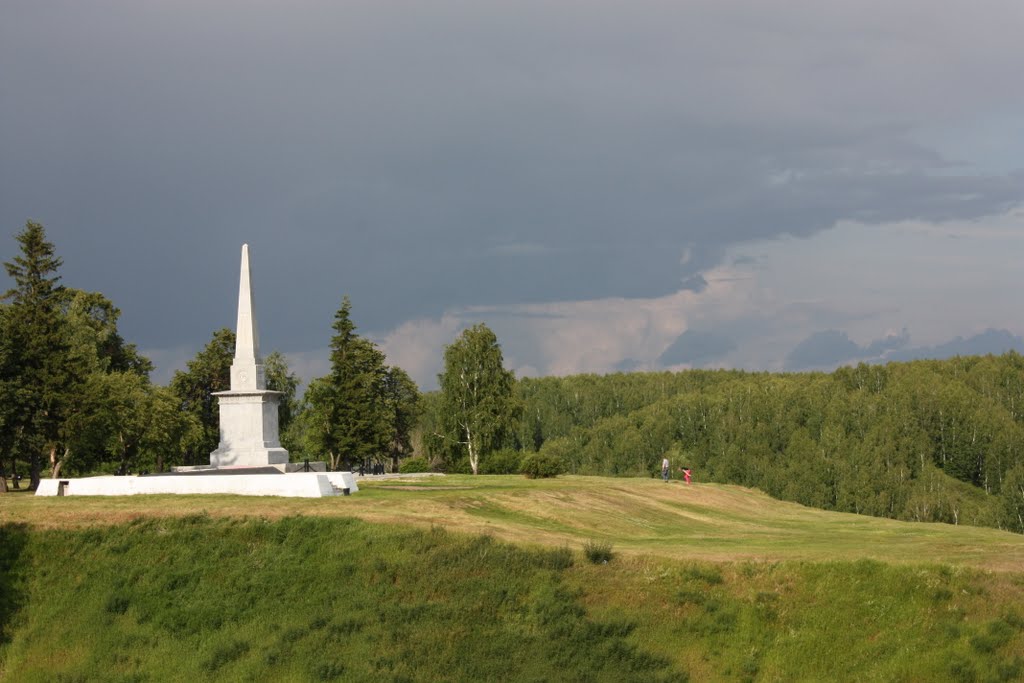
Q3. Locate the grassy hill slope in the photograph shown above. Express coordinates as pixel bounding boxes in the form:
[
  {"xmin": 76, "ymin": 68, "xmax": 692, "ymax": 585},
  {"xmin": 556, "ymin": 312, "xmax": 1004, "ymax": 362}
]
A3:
[
  {"xmin": 3, "ymin": 476, "xmax": 1024, "ymax": 681},
  {"xmin": 437, "ymin": 354, "xmax": 1024, "ymax": 534},
  {"xmin": 5, "ymin": 476, "xmax": 1023, "ymax": 570}
]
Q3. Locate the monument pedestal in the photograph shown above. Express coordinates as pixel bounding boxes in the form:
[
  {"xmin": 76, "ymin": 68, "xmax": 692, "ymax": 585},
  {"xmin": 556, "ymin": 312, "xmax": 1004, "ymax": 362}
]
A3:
[
  {"xmin": 210, "ymin": 389, "xmax": 289, "ymax": 467},
  {"xmin": 173, "ymin": 462, "xmax": 328, "ymax": 474}
]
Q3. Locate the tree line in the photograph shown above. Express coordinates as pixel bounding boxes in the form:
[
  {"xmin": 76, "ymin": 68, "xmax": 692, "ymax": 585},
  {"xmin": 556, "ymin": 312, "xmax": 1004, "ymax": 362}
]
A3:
[
  {"xmin": 424, "ymin": 359, "xmax": 1024, "ymax": 533},
  {"xmin": 0, "ymin": 222, "xmax": 426, "ymax": 490},
  {"xmin": 0, "ymin": 221, "xmax": 505, "ymax": 490},
  {"xmin": 0, "ymin": 221, "xmax": 197, "ymax": 490},
  {"xmin": 414, "ymin": 328, "xmax": 1024, "ymax": 535},
  {"xmin": 5, "ymin": 220, "xmax": 1024, "ymax": 537}
]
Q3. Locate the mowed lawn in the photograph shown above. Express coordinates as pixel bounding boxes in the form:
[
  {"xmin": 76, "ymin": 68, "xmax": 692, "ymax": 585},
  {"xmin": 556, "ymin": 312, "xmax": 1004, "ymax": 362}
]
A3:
[{"xmin": 4, "ymin": 474, "xmax": 1023, "ymax": 571}]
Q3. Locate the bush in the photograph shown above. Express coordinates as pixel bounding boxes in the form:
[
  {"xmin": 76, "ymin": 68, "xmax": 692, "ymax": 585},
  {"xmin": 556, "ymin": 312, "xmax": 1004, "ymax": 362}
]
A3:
[
  {"xmin": 551, "ymin": 546, "xmax": 575, "ymax": 570},
  {"xmin": 443, "ymin": 457, "xmax": 473, "ymax": 474},
  {"xmin": 520, "ymin": 453, "xmax": 565, "ymax": 479},
  {"xmin": 398, "ymin": 457, "xmax": 429, "ymax": 474},
  {"xmin": 583, "ymin": 540, "xmax": 614, "ymax": 564},
  {"xmin": 480, "ymin": 449, "xmax": 523, "ymax": 474}
]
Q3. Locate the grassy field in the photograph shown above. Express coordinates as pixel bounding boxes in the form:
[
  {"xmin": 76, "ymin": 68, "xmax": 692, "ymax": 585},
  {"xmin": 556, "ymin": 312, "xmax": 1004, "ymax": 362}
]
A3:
[
  {"xmin": 4, "ymin": 475, "xmax": 1024, "ymax": 570},
  {"xmin": 3, "ymin": 475, "xmax": 1024, "ymax": 681}
]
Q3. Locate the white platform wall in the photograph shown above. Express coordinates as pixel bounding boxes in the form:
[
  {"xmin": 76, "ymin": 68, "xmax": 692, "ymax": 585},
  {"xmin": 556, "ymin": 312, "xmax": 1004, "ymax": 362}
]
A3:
[{"xmin": 35, "ymin": 472, "xmax": 358, "ymax": 498}]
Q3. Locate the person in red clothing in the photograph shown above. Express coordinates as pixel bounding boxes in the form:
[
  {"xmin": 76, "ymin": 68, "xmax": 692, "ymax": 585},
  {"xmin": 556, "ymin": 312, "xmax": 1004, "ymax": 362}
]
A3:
[{"xmin": 681, "ymin": 467, "xmax": 692, "ymax": 485}]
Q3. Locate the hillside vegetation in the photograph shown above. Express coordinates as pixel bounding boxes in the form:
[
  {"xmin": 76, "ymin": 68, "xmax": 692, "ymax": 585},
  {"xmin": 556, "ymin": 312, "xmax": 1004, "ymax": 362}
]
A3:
[
  {"xmin": 3, "ymin": 478, "xmax": 1024, "ymax": 682},
  {"xmin": 423, "ymin": 354, "xmax": 1024, "ymax": 533},
  {"xmin": 6, "ymin": 476, "xmax": 1024, "ymax": 570}
]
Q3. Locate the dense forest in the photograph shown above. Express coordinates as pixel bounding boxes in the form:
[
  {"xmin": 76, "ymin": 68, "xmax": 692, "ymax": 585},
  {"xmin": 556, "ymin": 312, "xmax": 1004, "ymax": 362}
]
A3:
[{"xmin": 422, "ymin": 355, "xmax": 1024, "ymax": 534}]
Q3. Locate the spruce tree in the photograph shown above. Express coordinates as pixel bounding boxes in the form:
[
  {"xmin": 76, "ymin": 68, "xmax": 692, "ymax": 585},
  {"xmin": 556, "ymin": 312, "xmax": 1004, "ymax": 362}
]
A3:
[
  {"xmin": 303, "ymin": 297, "xmax": 391, "ymax": 470},
  {"xmin": 322, "ymin": 297, "xmax": 389, "ymax": 471},
  {"xmin": 0, "ymin": 306, "xmax": 16, "ymax": 491},
  {"xmin": 2, "ymin": 221, "xmax": 74, "ymax": 489}
]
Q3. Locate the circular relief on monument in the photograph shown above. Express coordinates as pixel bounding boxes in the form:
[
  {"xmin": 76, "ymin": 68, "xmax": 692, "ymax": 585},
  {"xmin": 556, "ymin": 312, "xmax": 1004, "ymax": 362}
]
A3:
[{"xmin": 240, "ymin": 371, "xmax": 248, "ymax": 383}]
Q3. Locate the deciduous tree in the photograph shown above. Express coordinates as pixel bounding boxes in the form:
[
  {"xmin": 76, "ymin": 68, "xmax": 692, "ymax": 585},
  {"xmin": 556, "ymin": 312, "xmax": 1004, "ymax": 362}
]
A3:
[
  {"xmin": 437, "ymin": 323, "xmax": 519, "ymax": 475},
  {"xmin": 381, "ymin": 366, "xmax": 421, "ymax": 471},
  {"xmin": 264, "ymin": 350, "xmax": 299, "ymax": 437},
  {"xmin": 171, "ymin": 328, "xmax": 234, "ymax": 464},
  {"xmin": 62, "ymin": 289, "xmax": 153, "ymax": 377}
]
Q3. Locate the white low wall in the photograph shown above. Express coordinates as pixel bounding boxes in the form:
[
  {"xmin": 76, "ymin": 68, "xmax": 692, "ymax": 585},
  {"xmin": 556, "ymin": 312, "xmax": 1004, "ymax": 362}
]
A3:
[{"xmin": 35, "ymin": 472, "xmax": 358, "ymax": 498}]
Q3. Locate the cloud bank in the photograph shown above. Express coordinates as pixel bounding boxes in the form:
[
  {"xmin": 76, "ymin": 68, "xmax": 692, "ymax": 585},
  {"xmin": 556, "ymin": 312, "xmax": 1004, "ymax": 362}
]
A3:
[{"xmin": 2, "ymin": 1, "xmax": 1023, "ymax": 387}]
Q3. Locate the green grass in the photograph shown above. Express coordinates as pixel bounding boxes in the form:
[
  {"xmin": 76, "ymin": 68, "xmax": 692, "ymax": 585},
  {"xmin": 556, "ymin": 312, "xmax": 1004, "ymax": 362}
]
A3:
[
  {"xmin": 1, "ymin": 516, "xmax": 683, "ymax": 682},
  {"xmin": 2, "ymin": 516, "xmax": 1024, "ymax": 682},
  {"xmin": 663, "ymin": 561, "xmax": 1019, "ymax": 681},
  {"xmin": 3, "ymin": 475, "xmax": 1024, "ymax": 680}
]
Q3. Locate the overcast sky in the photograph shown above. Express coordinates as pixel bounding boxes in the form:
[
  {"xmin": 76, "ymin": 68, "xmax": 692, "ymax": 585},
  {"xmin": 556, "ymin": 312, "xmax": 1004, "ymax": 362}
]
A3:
[{"xmin": 3, "ymin": 1, "xmax": 1024, "ymax": 389}]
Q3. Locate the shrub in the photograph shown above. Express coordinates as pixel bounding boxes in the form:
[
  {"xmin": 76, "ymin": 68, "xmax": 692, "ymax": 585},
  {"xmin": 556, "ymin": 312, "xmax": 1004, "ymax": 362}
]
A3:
[
  {"xmin": 542, "ymin": 545, "xmax": 575, "ymax": 570},
  {"xmin": 202, "ymin": 640, "xmax": 250, "ymax": 673},
  {"xmin": 583, "ymin": 540, "xmax": 614, "ymax": 564},
  {"xmin": 683, "ymin": 564, "xmax": 724, "ymax": 586},
  {"xmin": 398, "ymin": 457, "xmax": 429, "ymax": 474},
  {"xmin": 105, "ymin": 594, "xmax": 130, "ymax": 615},
  {"xmin": 969, "ymin": 619, "xmax": 1014, "ymax": 653},
  {"xmin": 311, "ymin": 661, "xmax": 346, "ymax": 681},
  {"xmin": 480, "ymin": 449, "xmax": 523, "ymax": 474},
  {"xmin": 441, "ymin": 457, "xmax": 472, "ymax": 474},
  {"xmin": 520, "ymin": 453, "xmax": 565, "ymax": 479}
]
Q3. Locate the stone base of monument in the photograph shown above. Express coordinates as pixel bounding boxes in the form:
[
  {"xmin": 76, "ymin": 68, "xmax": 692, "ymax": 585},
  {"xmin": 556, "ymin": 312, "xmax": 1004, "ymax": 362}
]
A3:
[
  {"xmin": 172, "ymin": 461, "xmax": 328, "ymax": 474},
  {"xmin": 209, "ymin": 443, "xmax": 290, "ymax": 468},
  {"xmin": 34, "ymin": 470, "xmax": 358, "ymax": 498}
]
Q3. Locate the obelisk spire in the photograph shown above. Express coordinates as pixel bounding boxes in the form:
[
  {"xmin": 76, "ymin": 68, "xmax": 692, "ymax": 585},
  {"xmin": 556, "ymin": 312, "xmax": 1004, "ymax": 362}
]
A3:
[
  {"xmin": 211, "ymin": 243, "xmax": 287, "ymax": 467},
  {"xmin": 230, "ymin": 244, "xmax": 265, "ymax": 391}
]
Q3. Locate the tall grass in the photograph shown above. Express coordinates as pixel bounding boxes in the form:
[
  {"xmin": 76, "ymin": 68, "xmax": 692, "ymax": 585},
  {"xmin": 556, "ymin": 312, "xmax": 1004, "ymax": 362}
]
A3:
[
  {"xmin": 573, "ymin": 557, "xmax": 1024, "ymax": 682},
  {"xmin": 2, "ymin": 511, "xmax": 1024, "ymax": 681},
  {"xmin": 0, "ymin": 516, "xmax": 683, "ymax": 682}
]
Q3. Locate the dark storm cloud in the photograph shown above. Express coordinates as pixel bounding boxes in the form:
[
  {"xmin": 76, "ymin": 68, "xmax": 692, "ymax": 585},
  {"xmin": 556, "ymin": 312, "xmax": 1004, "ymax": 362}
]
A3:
[
  {"xmin": 863, "ymin": 330, "xmax": 912, "ymax": 358},
  {"xmin": 785, "ymin": 329, "xmax": 909, "ymax": 370},
  {"xmin": 785, "ymin": 331, "xmax": 861, "ymax": 370},
  {"xmin": 2, "ymin": 0, "xmax": 1023, "ymax": 359},
  {"xmin": 659, "ymin": 330, "xmax": 737, "ymax": 367},
  {"xmin": 782, "ymin": 328, "xmax": 1024, "ymax": 372},
  {"xmin": 884, "ymin": 329, "xmax": 1024, "ymax": 363},
  {"xmin": 787, "ymin": 328, "xmax": 1024, "ymax": 372}
]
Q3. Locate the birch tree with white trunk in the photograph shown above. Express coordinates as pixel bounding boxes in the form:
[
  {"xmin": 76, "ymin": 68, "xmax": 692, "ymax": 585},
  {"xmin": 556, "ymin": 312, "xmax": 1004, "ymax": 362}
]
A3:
[{"xmin": 438, "ymin": 324, "xmax": 518, "ymax": 475}]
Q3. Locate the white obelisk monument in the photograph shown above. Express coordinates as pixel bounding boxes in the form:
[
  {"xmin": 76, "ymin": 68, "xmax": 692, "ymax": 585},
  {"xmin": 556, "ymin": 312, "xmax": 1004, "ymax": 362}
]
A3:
[{"xmin": 210, "ymin": 244, "xmax": 289, "ymax": 467}]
